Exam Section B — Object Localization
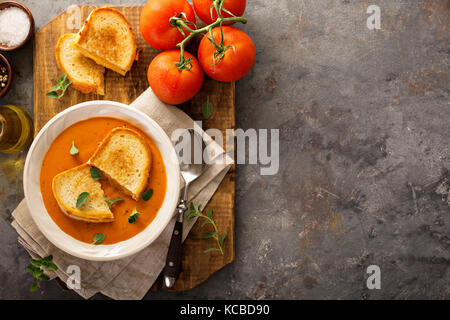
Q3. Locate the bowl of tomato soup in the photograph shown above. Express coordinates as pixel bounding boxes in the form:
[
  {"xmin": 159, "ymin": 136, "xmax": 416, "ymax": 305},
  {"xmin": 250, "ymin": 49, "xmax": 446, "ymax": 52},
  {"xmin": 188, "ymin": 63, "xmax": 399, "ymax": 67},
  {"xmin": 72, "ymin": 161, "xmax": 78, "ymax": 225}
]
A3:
[{"xmin": 23, "ymin": 101, "xmax": 180, "ymax": 261}]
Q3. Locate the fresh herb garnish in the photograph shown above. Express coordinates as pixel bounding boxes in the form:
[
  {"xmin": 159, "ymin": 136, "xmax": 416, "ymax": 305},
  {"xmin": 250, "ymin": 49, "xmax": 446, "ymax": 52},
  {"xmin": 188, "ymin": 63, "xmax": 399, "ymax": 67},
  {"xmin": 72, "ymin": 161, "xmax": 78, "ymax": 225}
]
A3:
[
  {"xmin": 30, "ymin": 282, "xmax": 40, "ymax": 292},
  {"xmin": 202, "ymin": 97, "xmax": 214, "ymax": 119},
  {"xmin": 90, "ymin": 167, "xmax": 102, "ymax": 180},
  {"xmin": 141, "ymin": 189, "xmax": 154, "ymax": 201},
  {"xmin": 46, "ymin": 73, "xmax": 72, "ymax": 99},
  {"xmin": 187, "ymin": 203, "xmax": 226, "ymax": 255},
  {"xmin": 103, "ymin": 197, "xmax": 123, "ymax": 208},
  {"xmin": 93, "ymin": 233, "xmax": 105, "ymax": 245},
  {"xmin": 70, "ymin": 141, "xmax": 79, "ymax": 155},
  {"xmin": 128, "ymin": 207, "xmax": 140, "ymax": 224},
  {"xmin": 27, "ymin": 255, "xmax": 58, "ymax": 292},
  {"xmin": 76, "ymin": 192, "xmax": 90, "ymax": 208}
]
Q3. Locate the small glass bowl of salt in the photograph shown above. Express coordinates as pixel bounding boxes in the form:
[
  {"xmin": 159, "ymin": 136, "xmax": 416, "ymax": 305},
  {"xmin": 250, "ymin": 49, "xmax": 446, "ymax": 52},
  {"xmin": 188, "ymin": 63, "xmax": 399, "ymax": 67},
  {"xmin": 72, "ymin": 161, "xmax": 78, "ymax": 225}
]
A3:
[{"xmin": 0, "ymin": 1, "xmax": 34, "ymax": 51}]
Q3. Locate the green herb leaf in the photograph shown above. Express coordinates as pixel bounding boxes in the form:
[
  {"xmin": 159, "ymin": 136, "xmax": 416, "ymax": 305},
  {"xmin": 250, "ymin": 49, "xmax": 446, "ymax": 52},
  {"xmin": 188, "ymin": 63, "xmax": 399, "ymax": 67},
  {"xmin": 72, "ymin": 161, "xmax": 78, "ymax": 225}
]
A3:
[
  {"xmin": 30, "ymin": 282, "xmax": 40, "ymax": 292},
  {"xmin": 90, "ymin": 167, "xmax": 102, "ymax": 180},
  {"xmin": 128, "ymin": 208, "xmax": 140, "ymax": 224},
  {"xmin": 202, "ymin": 232, "xmax": 215, "ymax": 239},
  {"xmin": 46, "ymin": 73, "xmax": 72, "ymax": 99},
  {"xmin": 202, "ymin": 97, "xmax": 214, "ymax": 119},
  {"xmin": 207, "ymin": 208, "xmax": 213, "ymax": 219},
  {"xmin": 27, "ymin": 266, "xmax": 43, "ymax": 279},
  {"xmin": 29, "ymin": 259, "xmax": 42, "ymax": 268},
  {"xmin": 51, "ymin": 82, "xmax": 63, "ymax": 92},
  {"xmin": 44, "ymin": 262, "xmax": 58, "ymax": 271},
  {"xmin": 45, "ymin": 91, "xmax": 59, "ymax": 98},
  {"xmin": 76, "ymin": 192, "xmax": 90, "ymax": 208},
  {"xmin": 190, "ymin": 202, "xmax": 195, "ymax": 212},
  {"xmin": 70, "ymin": 141, "xmax": 79, "ymax": 155},
  {"xmin": 104, "ymin": 197, "xmax": 111, "ymax": 207},
  {"xmin": 187, "ymin": 211, "xmax": 197, "ymax": 220},
  {"xmin": 38, "ymin": 273, "xmax": 50, "ymax": 281},
  {"xmin": 219, "ymin": 233, "xmax": 227, "ymax": 246},
  {"xmin": 201, "ymin": 219, "xmax": 210, "ymax": 227},
  {"xmin": 58, "ymin": 73, "xmax": 68, "ymax": 83},
  {"xmin": 141, "ymin": 189, "xmax": 154, "ymax": 201},
  {"xmin": 203, "ymin": 248, "xmax": 220, "ymax": 253},
  {"xmin": 27, "ymin": 255, "xmax": 56, "ymax": 293},
  {"xmin": 93, "ymin": 233, "xmax": 105, "ymax": 245},
  {"xmin": 103, "ymin": 197, "xmax": 123, "ymax": 208}
]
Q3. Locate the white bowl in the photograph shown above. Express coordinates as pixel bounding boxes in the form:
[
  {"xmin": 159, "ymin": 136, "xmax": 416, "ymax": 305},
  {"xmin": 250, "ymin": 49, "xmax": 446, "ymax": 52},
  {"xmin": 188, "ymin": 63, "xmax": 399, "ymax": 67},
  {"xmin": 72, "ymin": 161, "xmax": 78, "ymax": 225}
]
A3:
[{"xmin": 23, "ymin": 101, "xmax": 180, "ymax": 261}]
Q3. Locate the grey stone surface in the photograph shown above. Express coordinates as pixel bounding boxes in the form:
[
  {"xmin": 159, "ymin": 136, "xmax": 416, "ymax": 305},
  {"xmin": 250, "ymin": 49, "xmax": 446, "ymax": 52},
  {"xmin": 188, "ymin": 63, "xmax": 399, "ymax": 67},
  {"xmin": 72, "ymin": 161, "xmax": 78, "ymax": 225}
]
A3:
[{"xmin": 0, "ymin": 0, "xmax": 448, "ymax": 299}]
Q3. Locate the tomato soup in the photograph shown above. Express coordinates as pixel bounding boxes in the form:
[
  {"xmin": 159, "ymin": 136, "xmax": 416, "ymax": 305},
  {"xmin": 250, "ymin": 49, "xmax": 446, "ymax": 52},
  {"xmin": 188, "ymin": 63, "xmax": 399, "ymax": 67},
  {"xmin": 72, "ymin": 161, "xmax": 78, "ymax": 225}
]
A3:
[{"xmin": 40, "ymin": 117, "xmax": 167, "ymax": 244}]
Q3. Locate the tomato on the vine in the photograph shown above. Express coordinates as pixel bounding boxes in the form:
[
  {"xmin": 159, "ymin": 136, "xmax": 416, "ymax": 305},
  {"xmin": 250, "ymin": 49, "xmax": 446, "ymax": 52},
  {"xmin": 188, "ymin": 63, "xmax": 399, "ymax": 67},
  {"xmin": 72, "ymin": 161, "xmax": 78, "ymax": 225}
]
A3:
[
  {"xmin": 140, "ymin": 0, "xmax": 196, "ymax": 50},
  {"xmin": 198, "ymin": 26, "xmax": 255, "ymax": 82},
  {"xmin": 147, "ymin": 50, "xmax": 204, "ymax": 105},
  {"xmin": 193, "ymin": 0, "xmax": 246, "ymax": 25}
]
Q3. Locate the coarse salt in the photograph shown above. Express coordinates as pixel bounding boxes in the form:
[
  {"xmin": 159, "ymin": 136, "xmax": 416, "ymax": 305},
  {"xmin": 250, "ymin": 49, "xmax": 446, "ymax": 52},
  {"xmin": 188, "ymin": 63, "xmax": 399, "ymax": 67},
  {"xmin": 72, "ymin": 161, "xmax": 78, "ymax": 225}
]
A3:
[{"xmin": 0, "ymin": 7, "xmax": 31, "ymax": 47}]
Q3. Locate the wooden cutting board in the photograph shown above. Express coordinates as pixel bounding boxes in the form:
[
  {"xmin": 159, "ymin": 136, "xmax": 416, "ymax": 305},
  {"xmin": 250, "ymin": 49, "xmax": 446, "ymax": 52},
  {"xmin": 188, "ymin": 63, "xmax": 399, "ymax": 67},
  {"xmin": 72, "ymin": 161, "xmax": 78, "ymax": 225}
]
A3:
[{"xmin": 33, "ymin": 4, "xmax": 235, "ymax": 292}]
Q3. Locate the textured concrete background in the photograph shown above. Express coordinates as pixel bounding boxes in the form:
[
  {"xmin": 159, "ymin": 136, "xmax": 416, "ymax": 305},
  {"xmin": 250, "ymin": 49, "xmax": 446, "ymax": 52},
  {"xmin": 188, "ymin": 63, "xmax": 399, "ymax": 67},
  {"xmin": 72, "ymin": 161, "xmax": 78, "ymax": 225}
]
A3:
[{"xmin": 0, "ymin": 0, "xmax": 448, "ymax": 299}]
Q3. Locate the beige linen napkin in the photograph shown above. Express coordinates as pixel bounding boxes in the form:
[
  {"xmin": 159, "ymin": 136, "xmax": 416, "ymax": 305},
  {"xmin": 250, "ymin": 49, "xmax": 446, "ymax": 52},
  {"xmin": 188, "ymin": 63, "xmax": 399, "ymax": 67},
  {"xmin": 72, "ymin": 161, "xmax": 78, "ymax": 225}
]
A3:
[{"xmin": 11, "ymin": 88, "xmax": 233, "ymax": 299}]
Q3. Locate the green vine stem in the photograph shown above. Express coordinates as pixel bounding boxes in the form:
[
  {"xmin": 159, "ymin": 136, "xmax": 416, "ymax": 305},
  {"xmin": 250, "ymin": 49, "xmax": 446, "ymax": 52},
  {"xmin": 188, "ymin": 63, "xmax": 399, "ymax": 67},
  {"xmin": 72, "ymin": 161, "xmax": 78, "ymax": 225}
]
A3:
[{"xmin": 169, "ymin": 0, "xmax": 247, "ymax": 70}]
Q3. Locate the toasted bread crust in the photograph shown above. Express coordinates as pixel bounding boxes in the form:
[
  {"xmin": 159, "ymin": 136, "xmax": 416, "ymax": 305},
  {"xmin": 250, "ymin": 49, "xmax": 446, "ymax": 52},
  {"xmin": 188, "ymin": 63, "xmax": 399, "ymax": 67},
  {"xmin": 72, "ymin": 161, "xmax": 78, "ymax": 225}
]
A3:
[
  {"xmin": 87, "ymin": 127, "xmax": 151, "ymax": 200},
  {"xmin": 52, "ymin": 164, "xmax": 114, "ymax": 223},
  {"xmin": 55, "ymin": 33, "xmax": 105, "ymax": 95},
  {"xmin": 76, "ymin": 7, "xmax": 137, "ymax": 76}
]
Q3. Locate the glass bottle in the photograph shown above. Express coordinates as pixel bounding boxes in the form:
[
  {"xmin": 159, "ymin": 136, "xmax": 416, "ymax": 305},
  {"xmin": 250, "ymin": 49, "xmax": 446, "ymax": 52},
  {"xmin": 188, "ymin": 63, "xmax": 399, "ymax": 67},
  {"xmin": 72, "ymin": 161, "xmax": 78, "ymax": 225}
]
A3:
[{"xmin": 0, "ymin": 105, "xmax": 33, "ymax": 154}]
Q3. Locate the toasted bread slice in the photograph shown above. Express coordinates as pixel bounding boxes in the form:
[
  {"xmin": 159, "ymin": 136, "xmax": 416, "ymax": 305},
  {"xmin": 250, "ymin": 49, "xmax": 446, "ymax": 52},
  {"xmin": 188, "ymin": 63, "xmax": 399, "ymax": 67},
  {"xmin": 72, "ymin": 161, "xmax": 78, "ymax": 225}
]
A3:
[
  {"xmin": 55, "ymin": 33, "xmax": 105, "ymax": 95},
  {"xmin": 75, "ymin": 7, "xmax": 137, "ymax": 76},
  {"xmin": 88, "ymin": 127, "xmax": 151, "ymax": 200},
  {"xmin": 52, "ymin": 164, "xmax": 114, "ymax": 223}
]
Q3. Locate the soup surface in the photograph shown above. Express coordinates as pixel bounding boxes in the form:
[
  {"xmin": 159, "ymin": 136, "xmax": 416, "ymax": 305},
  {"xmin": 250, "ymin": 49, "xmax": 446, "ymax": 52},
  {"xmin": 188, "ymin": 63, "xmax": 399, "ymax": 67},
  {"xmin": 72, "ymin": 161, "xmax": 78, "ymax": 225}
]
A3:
[{"xmin": 40, "ymin": 117, "xmax": 167, "ymax": 244}]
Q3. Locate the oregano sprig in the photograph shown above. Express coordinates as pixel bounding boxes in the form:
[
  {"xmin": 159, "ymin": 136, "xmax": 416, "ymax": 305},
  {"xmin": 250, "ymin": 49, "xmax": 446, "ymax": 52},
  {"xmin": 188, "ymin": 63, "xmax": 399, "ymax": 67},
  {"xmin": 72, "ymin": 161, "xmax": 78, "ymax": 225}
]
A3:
[
  {"xmin": 103, "ymin": 196, "xmax": 123, "ymax": 208},
  {"xmin": 187, "ymin": 203, "xmax": 226, "ymax": 255},
  {"xmin": 46, "ymin": 73, "xmax": 72, "ymax": 99},
  {"xmin": 27, "ymin": 255, "xmax": 58, "ymax": 292},
  {"xmin": 128, "ymin": 207, "xmax": 140, "ymax": 224}
]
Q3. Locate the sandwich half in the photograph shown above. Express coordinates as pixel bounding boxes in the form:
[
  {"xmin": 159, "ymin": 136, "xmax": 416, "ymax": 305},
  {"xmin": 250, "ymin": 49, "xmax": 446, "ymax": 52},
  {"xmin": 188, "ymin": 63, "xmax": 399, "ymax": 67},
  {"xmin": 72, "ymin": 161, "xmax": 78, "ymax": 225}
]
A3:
[
  {"xmin": 88, "ymin": 127, "xmax": 151, "ymax": 200},
  {"xmin": 52, "ymin": 164, "xmax": 114, "ymax": 223},
  {"xmin": 75, "ymin": 7, "xmax": 137, "ymax": 76},
  {"xmin": 55, "ymin": 33, "xmax": 105, "ymax": 95}
]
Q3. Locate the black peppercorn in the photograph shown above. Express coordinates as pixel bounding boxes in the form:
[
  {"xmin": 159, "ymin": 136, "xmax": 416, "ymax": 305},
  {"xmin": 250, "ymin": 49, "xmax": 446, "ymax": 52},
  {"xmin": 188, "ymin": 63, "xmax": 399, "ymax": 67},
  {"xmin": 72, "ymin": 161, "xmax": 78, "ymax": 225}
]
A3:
[{"xmin": 0, "ymin": 62, "xmax": 8, "ymax": 89}]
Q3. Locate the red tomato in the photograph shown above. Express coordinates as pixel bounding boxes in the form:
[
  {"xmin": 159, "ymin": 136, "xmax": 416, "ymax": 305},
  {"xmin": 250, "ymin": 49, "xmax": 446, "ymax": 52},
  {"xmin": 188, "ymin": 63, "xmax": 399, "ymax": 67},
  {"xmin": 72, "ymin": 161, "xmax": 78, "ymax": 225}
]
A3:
[
  {"xmin": 140, "ymin": 0, "xmax": 196, "ymax": 50},
  {"xmin": 193, "ymin": 0, "xmax": 246, "ymax": 25},
  {"xmin": 147, "ymin": 50, "xmax": 204, "ymax": 105},
  {"xmin": 198, "ymin": 26, "xmax": 255, "ymax": 82}
]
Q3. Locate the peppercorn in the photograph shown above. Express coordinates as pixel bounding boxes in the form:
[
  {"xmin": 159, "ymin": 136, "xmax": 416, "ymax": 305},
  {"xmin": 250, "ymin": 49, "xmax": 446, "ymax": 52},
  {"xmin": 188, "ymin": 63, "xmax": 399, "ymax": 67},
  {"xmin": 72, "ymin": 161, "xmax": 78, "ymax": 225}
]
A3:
[{"xmin": 0, "ymin": 63, "xmax": 8, "ymax": 89}]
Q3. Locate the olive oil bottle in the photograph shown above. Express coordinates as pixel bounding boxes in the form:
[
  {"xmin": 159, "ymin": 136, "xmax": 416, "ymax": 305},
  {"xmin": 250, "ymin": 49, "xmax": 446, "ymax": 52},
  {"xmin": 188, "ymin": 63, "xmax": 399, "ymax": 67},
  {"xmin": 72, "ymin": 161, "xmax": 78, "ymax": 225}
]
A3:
[{"xmin": 0, "ymin": 105, "xmax": 33, "ymax": 154}]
